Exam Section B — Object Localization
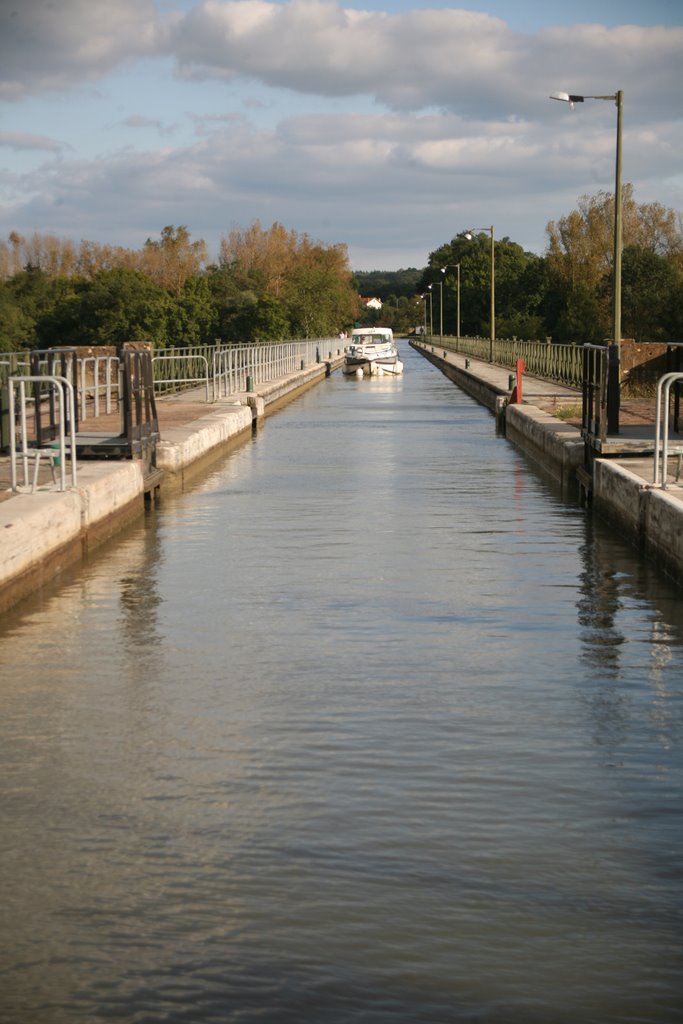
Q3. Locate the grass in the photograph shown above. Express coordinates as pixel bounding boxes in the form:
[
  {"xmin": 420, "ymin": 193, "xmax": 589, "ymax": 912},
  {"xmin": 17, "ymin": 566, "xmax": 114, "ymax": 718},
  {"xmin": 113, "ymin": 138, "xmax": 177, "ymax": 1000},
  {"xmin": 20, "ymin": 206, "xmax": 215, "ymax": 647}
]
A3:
[{"xmin": 553, "ymin": 403, "xmax": 583, "ymax": 421}]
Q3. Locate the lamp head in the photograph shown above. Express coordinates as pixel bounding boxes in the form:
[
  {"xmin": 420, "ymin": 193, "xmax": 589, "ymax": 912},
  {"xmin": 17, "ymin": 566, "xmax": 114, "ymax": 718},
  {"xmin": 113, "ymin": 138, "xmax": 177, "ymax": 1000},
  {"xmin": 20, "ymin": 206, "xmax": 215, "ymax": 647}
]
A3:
[{"xmin": 550, "ymin": 91, "xmax": 585, "ymax": 110}]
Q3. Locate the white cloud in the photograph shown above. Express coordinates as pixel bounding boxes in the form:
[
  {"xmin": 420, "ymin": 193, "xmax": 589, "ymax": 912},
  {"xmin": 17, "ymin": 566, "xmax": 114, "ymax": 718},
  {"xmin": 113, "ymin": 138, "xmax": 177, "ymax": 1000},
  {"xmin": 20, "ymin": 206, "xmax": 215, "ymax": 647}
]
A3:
[
  {"xmin": 3, "ymin": 1, "xmax": 681, "ymax": 120},
  {"xmin": 3, "ymin": 107, "xmax": 681, "ymax": 266},
  {"xmin": 161, "ymin": 2, "xmax": 683, "ymax": 120},
  {"xmin": 0, "ymin": 0, "xmax": 160, "ymax": 100},
  {"xmin": 0, "ymin": 1, "xmax": 681, "ymax": 268},
  {"xmin": 119, "ymin": 115, "xmax": 180, "ymax": 136},
  {"xmin": 0, "ymin": 131, "xmax": 64, "ymax": 152}
]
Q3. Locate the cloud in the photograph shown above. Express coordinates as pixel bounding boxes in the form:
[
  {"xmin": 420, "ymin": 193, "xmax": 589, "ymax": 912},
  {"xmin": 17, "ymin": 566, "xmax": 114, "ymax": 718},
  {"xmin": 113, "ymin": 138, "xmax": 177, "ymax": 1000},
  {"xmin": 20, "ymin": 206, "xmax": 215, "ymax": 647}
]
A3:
[
  {"xmin": 3, "ymin": 0, "xmax": 681, "ymax": 121},
  {"xmin": 0, "ymin": 131, "xmax": 65, "ymax": 152},
  {"xmin": 3, "ymin": 108, "xmax": 681, "ymax": 267},
  {"xmin": 162, "ymin": 2, "xmax": 683, "ymax": 120},
  {"xmin": 0, "ymin": 1, "xmax": 681, "ymax": 269},
  {"xmin": 119, "ymin": 115, "xmax": 180, "ymax": 137},
  {"xmin": 0, "ymin": 0, "xmax": 159, "ymax": 99}
]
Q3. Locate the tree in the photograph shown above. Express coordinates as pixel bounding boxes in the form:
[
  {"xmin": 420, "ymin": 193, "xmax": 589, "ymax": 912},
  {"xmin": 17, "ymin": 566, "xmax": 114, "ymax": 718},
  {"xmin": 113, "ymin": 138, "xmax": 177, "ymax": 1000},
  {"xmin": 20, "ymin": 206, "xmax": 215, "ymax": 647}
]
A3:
[
  {"xmin": 0, "ymin": 284, "xmax": 34, "ymax": 351},
  {"xmin": 283, "ymin": 239, "xmax": 358, "ymax": 338},
  {"xmin": 545, "ymin": 186, "xmax": 683, "ymax": 343},
  {"xmin": 141, "ymin": 225, "xmax": 208, "ymax": 295},
  {"xmin": 5, "ymin": 265, "xmax": 63, "ymax": 347},
  {"xmin": 218, "ymin": 222, "xmax": 359, "ymax": 338},
  {"xmin": 219, "ymin": 221, "xmax": 297, "ymax": 297},
  {"xmin": 620, "ymin": 246, "xmax": 680, "ymax": 343},
  {"xmin": 43, "ymin": 268, "xmax": 172, "ymax": 349},
  {"xmin": 421, "ymin": 235, "xmax": 544, "ymax": 340},
  {"xmin": 165, "ymin": 275, "xmax": 217, "ymax": 347},
  {"xmin": 353, "ymin": 269, "xmax": 422, "ymax": 301}
]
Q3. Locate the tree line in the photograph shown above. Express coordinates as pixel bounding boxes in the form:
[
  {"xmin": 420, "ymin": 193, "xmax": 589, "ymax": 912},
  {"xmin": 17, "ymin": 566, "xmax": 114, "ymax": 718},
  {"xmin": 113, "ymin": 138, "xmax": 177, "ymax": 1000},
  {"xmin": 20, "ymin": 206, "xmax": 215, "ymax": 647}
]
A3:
[
  {"xmin": 1, "ymin": 187, "xmax": 681, "ymax": 352},
  {"xmin": 351, "ymin": 187, "xmax": 682, "ymax": 343},
  {"xmin": 0, "ymin": 223, "xmax": 360, "ymax": 352},
  {"xmin": 417, "ymin": 187, "xmax": 682, "ymax": 344}
]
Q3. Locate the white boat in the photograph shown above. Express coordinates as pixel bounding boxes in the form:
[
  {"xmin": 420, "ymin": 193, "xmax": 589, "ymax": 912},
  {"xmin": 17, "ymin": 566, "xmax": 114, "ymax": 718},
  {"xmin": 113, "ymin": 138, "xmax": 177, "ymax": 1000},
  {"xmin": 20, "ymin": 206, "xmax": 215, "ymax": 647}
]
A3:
[{"xmin": 342, "ymin": 328, "xmax": 404, "ymax": 377}]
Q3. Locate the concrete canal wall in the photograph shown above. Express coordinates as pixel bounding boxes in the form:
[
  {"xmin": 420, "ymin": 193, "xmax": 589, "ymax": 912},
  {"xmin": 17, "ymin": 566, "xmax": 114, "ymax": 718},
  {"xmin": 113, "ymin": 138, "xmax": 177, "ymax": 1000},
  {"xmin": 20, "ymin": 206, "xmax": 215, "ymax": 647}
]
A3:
[
  {"xmin": 410, "ymin": 340, "xmax": 683, "ymax": 589},
  {"xmin": 0, "ymin": 359, "xmax": 337, "ymax": 614}
]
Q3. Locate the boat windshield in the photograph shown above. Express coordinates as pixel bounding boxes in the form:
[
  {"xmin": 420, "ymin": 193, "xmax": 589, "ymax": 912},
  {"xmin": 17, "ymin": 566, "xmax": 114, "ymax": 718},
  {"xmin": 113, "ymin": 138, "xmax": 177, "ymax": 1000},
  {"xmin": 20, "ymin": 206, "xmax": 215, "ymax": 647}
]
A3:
[{"xmin": 352, "ymin": 334, "xmax": 391, "ymax": 345}]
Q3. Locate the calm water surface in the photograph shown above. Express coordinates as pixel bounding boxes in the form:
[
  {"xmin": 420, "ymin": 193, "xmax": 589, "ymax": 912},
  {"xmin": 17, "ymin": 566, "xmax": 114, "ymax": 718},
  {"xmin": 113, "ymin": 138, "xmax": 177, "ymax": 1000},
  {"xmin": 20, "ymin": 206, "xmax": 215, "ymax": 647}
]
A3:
[{"xmin": 1, "ymin": 344, "xmax": 683, "ymax": 1023}]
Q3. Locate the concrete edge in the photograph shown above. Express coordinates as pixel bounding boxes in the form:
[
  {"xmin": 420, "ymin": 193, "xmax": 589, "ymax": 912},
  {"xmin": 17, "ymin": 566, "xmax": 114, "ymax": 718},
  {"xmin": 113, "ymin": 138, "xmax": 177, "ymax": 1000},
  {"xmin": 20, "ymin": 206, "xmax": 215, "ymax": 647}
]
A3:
[
  {"xmin": 593, "ymin": 460, "xmax": 683, "ymax": 588},
  {"xmin": 0, "ymin": 360, "xmax": 339, "ymax": 612},
  {"xmin": 505, "ymin": 403, "xmax": 584, "ymax": 488},
  {"xmin": 0, "ymin": 462, "xmax": 144, "ymax": 614}
]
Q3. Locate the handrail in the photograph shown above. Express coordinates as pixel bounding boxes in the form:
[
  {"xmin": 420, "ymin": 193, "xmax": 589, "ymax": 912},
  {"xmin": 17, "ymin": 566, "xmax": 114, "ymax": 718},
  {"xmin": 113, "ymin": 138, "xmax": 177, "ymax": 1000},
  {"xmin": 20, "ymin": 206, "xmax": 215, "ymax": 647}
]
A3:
[
  {"xmin": 152, "ymin": 353, "xmax": 210, "ymax": 401},
  {"xmin": 79, "ymin": 356, "xmax": 120, "ymax": 420},
  {"xmin": 430, "ymin": 335, "xmax": 584, "ymax": 388},
  {"xmin": 8, "ymin": 375, "xmax": 77, "ymax": 491},
  {"xmin": 653, "ymin": 371, "xmax": 683, "ymax": 488},
  {"xmin": 212, "ymin": 339, "xmax": 334, "ymax": 398}
]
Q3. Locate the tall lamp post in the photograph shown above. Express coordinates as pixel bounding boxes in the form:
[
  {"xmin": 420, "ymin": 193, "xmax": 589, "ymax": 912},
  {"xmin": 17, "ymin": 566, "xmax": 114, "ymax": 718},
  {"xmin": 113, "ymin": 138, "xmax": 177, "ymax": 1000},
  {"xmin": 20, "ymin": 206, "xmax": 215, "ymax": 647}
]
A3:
[
  {"xmin": 439, "ymin": 279, "xmax": 444, "ymax": 338},
  {"xmin": 460, "ymin": 227, "xmax": 495, "ymax": 361},
  {"xmin": 419, "ymin": 294, "xmax": 428, "ymax": 335},
  {"xmin": 427, "ymin": 284, "xmax": 434, "ymax": 336},
  {"xmin": 550, "ymin": 89, "xmax": 623, "ymax": 434},
  {"xmin": 441, "ymin": 264, "xmax": 461, "ymax": 342}
]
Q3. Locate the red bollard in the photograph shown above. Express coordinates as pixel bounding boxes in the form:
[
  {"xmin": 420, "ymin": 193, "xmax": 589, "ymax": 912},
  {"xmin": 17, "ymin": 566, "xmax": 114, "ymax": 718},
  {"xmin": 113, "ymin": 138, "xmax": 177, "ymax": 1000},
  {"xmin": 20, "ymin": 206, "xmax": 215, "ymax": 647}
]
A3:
[{"xmin": 510, "ymin": 358, "xmax": 524, "ymax": 404}]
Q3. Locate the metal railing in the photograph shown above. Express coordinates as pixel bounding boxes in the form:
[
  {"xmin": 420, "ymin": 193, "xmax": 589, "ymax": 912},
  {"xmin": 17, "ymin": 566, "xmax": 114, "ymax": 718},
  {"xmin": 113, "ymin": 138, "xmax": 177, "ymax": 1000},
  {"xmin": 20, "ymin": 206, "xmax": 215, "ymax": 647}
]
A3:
[
  {"xmin": 153, "ymin": 352, "xmax": 210, "ymax": 401},
  {"xmin": 429, "ymin": 335, "xmax": 584, "ymax": 388},
  {"xmin": 212, "ymin": 339, "xmax": 335, "ymax": 398},
  {"xmin": 8, "ymin": 375, "xmax": 77, "ymax": 492},
  {"xmin": 654, "ymin": 372, "xmax": 683, "ymax": 488},
  {"xmin": 148, "ymin": 339, "xmax": 337, "ymax": 400},
  {"xmin": 79, "ymin": 355, "xmax": 120, "ymax": 421}
]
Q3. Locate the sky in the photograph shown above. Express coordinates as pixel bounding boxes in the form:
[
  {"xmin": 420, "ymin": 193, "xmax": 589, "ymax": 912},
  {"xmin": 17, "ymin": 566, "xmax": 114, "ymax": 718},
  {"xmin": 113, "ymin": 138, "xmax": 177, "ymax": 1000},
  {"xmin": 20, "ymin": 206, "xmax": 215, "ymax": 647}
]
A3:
[{"xmin": 0, "ymin": 0, "xmax": 682, "ymax": 271}]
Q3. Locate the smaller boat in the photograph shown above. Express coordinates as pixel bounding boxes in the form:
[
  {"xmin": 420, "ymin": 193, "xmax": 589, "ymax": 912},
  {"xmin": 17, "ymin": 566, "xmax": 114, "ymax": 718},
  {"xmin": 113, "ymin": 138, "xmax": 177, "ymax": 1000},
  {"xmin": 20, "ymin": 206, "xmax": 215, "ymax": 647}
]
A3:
[{"xmin": 342, "ymin": 328, "xmax": 403, "ymax": 377}]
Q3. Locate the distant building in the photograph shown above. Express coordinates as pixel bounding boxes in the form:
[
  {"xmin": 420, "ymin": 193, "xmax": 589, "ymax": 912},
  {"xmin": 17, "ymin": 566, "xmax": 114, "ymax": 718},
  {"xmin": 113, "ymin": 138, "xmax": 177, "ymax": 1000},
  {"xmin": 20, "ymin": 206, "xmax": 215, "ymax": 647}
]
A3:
[{"xmin": 360, "ymin": 296, "xmax": 383, "ymax": 310}]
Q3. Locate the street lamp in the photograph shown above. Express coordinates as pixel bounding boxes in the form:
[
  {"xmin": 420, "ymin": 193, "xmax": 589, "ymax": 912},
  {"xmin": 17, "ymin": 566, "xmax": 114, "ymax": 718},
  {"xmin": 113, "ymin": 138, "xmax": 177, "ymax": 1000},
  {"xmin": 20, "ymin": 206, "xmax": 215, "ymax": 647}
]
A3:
[
  {"xmin": 460, "ymin": 227, "xmax": 495, "ymax": 361},
  {"xmin": 419, "ymin": 293, "xmax": 428, "ymax": 335},
  {"xmin": 439, "ymin": 278, "xmax": 443, "ymax": 338},
  {"xmin": 427, "ymin": 284, "xmax": 434, "ymax": 336},
  {"xmin": 441, "ymin": 264, "xmax": 461, "ymax": 342},
  {"xmin": 550, "ymin": 89, "xmax": 623, "ymax": 433}
]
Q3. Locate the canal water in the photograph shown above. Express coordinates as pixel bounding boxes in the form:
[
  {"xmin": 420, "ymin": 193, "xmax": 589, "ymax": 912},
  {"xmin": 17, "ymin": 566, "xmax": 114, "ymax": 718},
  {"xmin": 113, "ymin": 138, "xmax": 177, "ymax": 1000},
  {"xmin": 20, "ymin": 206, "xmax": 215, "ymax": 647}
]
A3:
[{"xmin": 1, "ymin": 344, "xmax": 682, "ymax": 1024}]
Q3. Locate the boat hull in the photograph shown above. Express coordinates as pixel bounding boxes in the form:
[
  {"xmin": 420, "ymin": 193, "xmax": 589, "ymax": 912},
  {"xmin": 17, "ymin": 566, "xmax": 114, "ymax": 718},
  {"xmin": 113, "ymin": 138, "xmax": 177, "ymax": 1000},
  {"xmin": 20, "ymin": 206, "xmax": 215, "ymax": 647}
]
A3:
[{"xmin": 342, "ymin": 357, "xmax": 404, "ymax": 376}]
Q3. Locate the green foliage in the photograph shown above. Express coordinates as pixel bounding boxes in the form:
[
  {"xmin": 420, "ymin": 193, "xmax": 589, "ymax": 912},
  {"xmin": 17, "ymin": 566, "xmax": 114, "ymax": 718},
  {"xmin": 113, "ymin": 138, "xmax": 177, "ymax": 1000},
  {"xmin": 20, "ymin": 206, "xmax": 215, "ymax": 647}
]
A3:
[
  {"xmin": 44, "ymin": 268, "xmax": 171, "ymax": 349},
  {"xmin": 2, "ymin": 198, "xmax": 681, "ymax": 352},
  {"xmin": 544, "ymin": 186, "xmax": 683, "ymax": 343},
  {"xmin": 420, "ymin": 235, "xmax": 546, "ymax": 340},
  {"xmin": 0, "ymin": 284, "xmax": 34, "ymax": 351},
  {"xmin": 165, "ymin": 275, "xmax": 217, "ymax": 347},
  {"xmin": 620, "ymin": 246, "xmax": 680, "ymax": 343},
  {"xmin": 353, "ymin": 268, "xmax": 422, "ymax": 301}
]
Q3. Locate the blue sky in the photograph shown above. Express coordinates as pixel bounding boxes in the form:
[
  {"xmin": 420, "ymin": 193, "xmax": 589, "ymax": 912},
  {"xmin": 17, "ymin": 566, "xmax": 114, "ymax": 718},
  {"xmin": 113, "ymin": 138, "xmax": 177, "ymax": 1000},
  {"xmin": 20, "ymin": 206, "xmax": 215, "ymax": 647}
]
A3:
[{"xmin": 1, "ymin": 0, "xmax": 681, "ymax": 270}]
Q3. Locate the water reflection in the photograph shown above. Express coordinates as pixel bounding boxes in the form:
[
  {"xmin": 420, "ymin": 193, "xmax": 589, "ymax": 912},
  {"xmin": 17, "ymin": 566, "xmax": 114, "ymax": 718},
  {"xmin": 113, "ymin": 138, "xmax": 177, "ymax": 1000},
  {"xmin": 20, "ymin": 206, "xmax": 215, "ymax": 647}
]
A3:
[
  {"xmin": 575, "ymin": 513, "xmax": 683, "ymax": 758},
  {"xmin": 118, "ymin": 515, "xmax": 165, "ymax": 670}
]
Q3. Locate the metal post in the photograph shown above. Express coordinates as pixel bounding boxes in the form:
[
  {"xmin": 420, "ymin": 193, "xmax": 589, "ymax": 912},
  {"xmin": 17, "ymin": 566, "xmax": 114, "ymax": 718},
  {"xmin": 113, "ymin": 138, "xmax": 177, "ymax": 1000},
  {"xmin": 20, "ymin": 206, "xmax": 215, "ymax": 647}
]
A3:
[
  {"xmin": 608, "ymin": 89, "xmax": 623, "ymax": 435},
  {"xmin": 456, "ymin": 263, "xmax": 461, "ymax": 345},
  {"xmin": 439, "ymin": 281, "xmax": 443, "ymax": 339},
  {"xmin": 489, "ymin": 225, "xmax": 495, "ymax": 363}
]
